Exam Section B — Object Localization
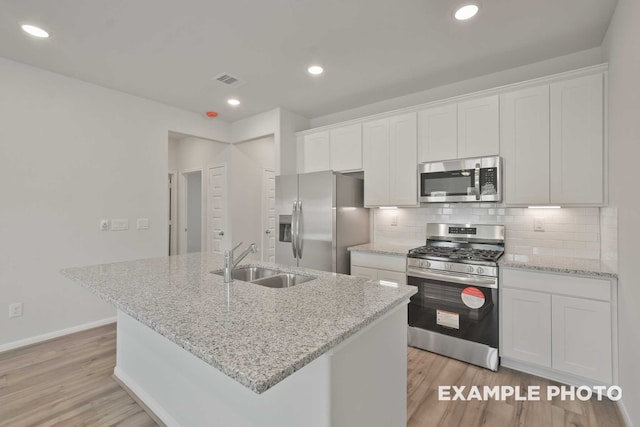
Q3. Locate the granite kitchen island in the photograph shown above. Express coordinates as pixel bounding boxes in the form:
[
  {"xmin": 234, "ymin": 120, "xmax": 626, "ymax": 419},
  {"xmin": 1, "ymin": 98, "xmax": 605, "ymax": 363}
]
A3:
[{"xmin": 62, "ymin": 252, "xmax": 416, "ymax": 427}]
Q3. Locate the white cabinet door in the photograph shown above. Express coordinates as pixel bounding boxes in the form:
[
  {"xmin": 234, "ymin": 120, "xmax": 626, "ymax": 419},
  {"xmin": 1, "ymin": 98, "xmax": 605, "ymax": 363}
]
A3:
[
  {"xmin": 389, "ymin": 113, "xmax": 418, "ymax": 206},
  {"xmin": 500, "ymin": 86, "xmax": 550, "ymax": 205},
  {"xmin": 350, "ymin": 265, "xmax": 379, "ymax": 280},
  {"xmin": 551, "ymin": 295, "xmax": 612, "ymax": 383},
  {"xmin": 363, "ymin": 119, "xmax": 391, "ymax": 206},
  {"xmin": 501, "ymin": 288, "xmax": 552, "ymax": 367},
  {"xmin": 458, "ymin": 95, "xmax": 500, "ymax": 159},
  {"xmin": 330, "ymin": 124, "xmax": 362, "ymax": 172},
  {"xmin": 302, "ymin": 131, "xmax": 331, "ymax": 173},
  {"xmin": 377, "ymin": 270, "xmax": 407, "ymax": 286},
  {"xmin": 418, "ymin": 104, "xmax": 457, "ymax": 162},
  {"xmin": 550, "ymin": 74, "xmax": 604, "ymax": 205}
]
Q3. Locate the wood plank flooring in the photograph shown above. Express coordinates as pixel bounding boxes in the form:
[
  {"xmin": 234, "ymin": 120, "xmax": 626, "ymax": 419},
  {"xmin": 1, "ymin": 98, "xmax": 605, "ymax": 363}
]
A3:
[{"xmin": 0, "ymin": 324, "xmax": 624, "ymax": 427}]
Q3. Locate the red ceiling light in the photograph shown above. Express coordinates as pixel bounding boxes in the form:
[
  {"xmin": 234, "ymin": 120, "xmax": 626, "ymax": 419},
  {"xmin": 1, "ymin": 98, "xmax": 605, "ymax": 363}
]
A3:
[{"xmin": 205, "ymin": 111, "xmax": 219, "ymax": 118}]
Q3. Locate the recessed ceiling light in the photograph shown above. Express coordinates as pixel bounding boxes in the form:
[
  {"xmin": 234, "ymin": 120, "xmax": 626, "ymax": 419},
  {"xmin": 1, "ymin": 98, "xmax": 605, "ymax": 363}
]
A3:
[
  {"xmin": 307, "ymin": 65, "xmax": 324, "ymax": 75},
  {"xmin": 227, "ymin": 98, "xmax": 240, "ymax": 106},
  {"xmin": 21, "ymin": 24, "xmax": 50, "ymax": 38},
  {"xmin": 454, "ymin": 4, "xmax": 479, "ymax": 21}
]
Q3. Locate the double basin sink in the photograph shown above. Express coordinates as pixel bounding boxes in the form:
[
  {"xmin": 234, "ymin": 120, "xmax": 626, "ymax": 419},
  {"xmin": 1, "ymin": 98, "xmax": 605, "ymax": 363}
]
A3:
[{"xmin": 213, "ymin": 266, "xmax": 316, "ymax": 289}]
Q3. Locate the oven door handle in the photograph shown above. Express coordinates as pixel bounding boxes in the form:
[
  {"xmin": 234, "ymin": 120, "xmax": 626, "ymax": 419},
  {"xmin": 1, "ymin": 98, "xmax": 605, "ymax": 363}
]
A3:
[{"xmin": 407, "ymin": 267, "xmax": 497, "ymax": 289}]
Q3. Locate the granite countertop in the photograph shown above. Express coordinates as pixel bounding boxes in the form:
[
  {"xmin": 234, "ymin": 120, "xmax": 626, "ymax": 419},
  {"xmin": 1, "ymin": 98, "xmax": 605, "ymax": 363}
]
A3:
[
  {"xmin": 348, "ymin": 242, "xmax": 417, "ymax": 256},
  {"xmin": 499, "ymin": 254, "xmax": 618, "ymax": 279},
  {"xmin": 61, "ymin": 253, "xmax": 416, "ymax": 394}
]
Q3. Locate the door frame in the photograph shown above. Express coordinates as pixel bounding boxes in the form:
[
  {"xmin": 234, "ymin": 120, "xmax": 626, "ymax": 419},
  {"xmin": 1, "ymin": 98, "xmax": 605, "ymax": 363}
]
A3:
[
  {"xmin": 168, "ymin": 171, "xmax": 178, "ymax": 256},
  {"xmin": 179, "ymin": 167, "xmax": 205, "ymax": 254},
  {"xmin": 206, "ymin": 162, "xmax": 229, "ymax": 253},
  {"xmin": 261, "ymin": 168, "xmax": 276, "ymax": 262}
]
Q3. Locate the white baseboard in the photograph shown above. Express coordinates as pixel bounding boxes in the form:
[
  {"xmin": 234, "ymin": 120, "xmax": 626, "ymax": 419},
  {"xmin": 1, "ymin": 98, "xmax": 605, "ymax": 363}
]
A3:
[
  {"xmin": 501, "ymin": 357, "xmax": 612, "ymax": 389},
  {"xmin": 113, "ymin": 367, "xmax": 179, "ymax": 427},
  {"xmin": 618, "ymin": 398, "xmax": 634, "ymax": 427},
  {"xmin": 0, "ymin": 317, "xmax": 117, "ymax": 353}
]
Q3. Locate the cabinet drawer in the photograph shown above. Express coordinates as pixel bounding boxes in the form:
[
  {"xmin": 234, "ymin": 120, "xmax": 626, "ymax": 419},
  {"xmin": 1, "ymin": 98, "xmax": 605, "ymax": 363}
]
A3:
[
  {"xmin": 501, "ymin": 268, "xmax": 611, "ymax": 302},
  {"xmin": 377, "ymin": 270, "xmax": 407, "ymax": 286},
  {"xmin": 351, "ymin": 252, "xmax": 406, "ymax": 272},
  {"xmin": 350, "ymin": 266, "xmax": 379, "ymax": 281}
]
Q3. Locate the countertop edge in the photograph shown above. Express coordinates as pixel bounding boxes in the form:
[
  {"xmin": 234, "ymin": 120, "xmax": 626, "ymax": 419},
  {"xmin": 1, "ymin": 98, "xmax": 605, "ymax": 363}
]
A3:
[{"xmin": 498, "ymin": 260, "xmax": 618, "ymax": 279}]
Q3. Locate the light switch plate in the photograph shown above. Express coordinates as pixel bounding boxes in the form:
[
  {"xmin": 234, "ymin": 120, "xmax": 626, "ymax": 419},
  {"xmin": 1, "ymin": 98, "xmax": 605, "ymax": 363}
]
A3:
[
  {"xmin": 110, "ymin": 218, "xmax": 129, "ymax": 231},
  {"xmin": 534, "ymin": 217, "xmax": 545, "ymax": 232},
  {"xmin": 136, "ymin": 218, "xmax": 150, "ymax": 230},
  {"xmin": 9, "ymin": 302, "xmax": 23, "ymax": 318}
]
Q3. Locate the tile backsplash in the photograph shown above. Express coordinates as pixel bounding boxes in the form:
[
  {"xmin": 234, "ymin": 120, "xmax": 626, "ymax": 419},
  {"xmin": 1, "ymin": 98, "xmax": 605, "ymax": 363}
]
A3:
[{"xmin": 373, "ymin": 204, "xmax": 618, "ymax": 263}]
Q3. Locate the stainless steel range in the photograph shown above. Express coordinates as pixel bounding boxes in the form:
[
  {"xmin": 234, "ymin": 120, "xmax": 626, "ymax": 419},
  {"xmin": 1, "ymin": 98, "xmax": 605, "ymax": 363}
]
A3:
[{"xmin": 407, "ymin": 223, "xmax": 505, "ymax": 371}]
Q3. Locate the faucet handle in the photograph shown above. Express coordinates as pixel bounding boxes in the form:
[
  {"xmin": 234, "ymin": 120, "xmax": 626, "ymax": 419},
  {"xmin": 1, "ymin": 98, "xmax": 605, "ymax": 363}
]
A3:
[{"xmin": 232, "ymin": 242, "xmax": 243, "ymax": 253}]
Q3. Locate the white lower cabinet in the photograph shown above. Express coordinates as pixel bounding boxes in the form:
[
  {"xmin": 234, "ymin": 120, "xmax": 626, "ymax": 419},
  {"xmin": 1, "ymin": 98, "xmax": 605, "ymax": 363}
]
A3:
[
  {"xmin": 350, "ymin": 251, "xmax": 407, "ymax": 285},
  {"xmin": 500, "ymin": 268, "xmax": 616, "ymax": 385}
]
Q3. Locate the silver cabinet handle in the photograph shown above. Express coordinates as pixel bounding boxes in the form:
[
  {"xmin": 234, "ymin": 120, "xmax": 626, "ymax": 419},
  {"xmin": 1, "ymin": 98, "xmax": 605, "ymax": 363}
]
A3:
[
  {"xmin": 291, "ymin": 201, "xmax": 298, "ymax": 258},
  {"xmin": 475, "ymin": 163, "xmax": 481, "ymax": 201},
  {"xmin": 218, "ymin": 231, "xmax": 224, "ymax": 236},
  {"xmin": 265, "ymin": 230, "xmax": 271, "ymax": 234},
  {"xmin": 296, "ymin": 201, "xmax": 303, "ymax": 259}
]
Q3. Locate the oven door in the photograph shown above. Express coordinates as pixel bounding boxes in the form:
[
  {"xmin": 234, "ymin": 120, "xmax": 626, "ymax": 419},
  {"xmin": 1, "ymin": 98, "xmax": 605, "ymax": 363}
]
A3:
[{"xmin": 407, "ymin": 269, "xmax": 498, "ymax": 348}]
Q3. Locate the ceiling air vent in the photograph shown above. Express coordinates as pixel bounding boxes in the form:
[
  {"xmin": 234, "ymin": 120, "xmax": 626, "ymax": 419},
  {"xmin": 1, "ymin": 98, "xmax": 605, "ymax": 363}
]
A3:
[{"xmin": 213, "ymin": 72, "xmax": 246, "ymax": 88}]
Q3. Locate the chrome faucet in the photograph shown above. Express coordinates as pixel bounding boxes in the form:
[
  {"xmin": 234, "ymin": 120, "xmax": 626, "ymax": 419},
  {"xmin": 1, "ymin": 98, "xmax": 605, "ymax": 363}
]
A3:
[{"xmin": 223, "ymin": 242, "xmax": 258, "ymax": 284}]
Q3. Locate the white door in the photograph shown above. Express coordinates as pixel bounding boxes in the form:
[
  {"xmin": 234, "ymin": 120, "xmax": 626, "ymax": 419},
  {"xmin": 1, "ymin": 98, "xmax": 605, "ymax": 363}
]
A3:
[
  {"xmin": 330, "ymin": 124, "xmax": 362, "ymax": 172},
  {"xmin": 389, "ymin": 112, "xmax": 418, "ymax": 206},
  {"xmin": 362, "ymin": 118, "xmax": 390, "ymax": 207},
  {"xmin": 501, "ymin": 288, "xmax": 552, "ymax": 367},
  {"xmin": 551, "ymin": 295, "xmax": 612, "ymax": 383},
  {"xmin": 500, "ymin": 85, "xmax": 550, "ymax": 205},
  {"xmin": 418, "ymin": 103, "xmax": 458, "ymax": 162},
  {"xmin": 302, "ymin": 131, "xmax": 331, "ymax": 173},
  {"xmin": 458, "ymin": 95, "xmax": 500, "ymax": 158},
  {"xmin": 262, "ymin": 169, "xmax": 276, "ymax": 262},
  {"xmin": 207, "ymin": 164, "xmax": 227, "ymax": 254},
  {"xmin": 550, "ymin": 74, "xmax": 604, "ymax": 205}
]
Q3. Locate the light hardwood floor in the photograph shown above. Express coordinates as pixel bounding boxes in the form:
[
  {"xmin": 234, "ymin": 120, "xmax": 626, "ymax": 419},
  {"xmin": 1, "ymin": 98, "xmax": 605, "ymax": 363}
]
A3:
[{"xmin": 0, "ymin": 324, "xmax": 624, "ymax": 427}]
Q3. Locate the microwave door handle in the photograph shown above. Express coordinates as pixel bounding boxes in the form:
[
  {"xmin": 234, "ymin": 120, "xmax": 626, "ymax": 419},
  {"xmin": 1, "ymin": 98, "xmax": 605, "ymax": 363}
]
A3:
[{"xmin": 475, "ymin": 163, "xmax": 481, "ymax": 200}]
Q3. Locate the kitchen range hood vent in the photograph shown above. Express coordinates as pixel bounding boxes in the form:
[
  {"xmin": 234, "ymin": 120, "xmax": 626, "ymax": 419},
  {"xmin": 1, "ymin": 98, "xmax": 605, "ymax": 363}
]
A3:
[{"xmin": 213, "ymin": 72, "xmax": 246, "ymax": 88}]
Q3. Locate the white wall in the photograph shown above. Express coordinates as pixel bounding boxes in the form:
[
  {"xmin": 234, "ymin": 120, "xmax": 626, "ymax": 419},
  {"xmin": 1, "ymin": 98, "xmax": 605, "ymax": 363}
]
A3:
[
  {"xmin": 310, "ymin": 47, "xmax": 604, "ymax": 128},
  {"xmin": 0, "ymin": 56, "xmax": 230, "ymax": 348},
  {"xmin": 602, "ymin": 1, "xmax": 640, "ymax": 425},
  {"xmin": 227, "ymin": 136, "xmax": 275, "ymax": 260}
]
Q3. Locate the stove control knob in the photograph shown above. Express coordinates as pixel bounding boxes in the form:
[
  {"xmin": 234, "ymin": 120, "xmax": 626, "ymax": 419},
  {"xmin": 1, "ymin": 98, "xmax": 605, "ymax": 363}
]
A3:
[
  {"xmin": 467, "ymin": 266, "xmax": 474, "ymax": 273},
  {"xmin": 477, "ymin": 267, "xmax": 485, "ymax": 274},
  {"xmin": 445, "ymin": 263, "xmax": 452, "ymax": 270},
  {"xmin": 422, "ymin": 260, "xmax": 431, "ymax": 268}
]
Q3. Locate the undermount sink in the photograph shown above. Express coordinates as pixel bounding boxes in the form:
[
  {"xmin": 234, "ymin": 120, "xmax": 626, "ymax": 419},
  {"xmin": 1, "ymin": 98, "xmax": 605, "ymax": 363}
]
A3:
[{"xmin": 212, "ymin": 266, "xmax": 316, "ymax": 288}]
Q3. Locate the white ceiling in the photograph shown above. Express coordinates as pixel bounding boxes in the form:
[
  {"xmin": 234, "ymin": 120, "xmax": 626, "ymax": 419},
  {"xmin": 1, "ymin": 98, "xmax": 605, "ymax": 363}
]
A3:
[{"xmin": 0, "ymin": 0, "xmax": 618, "ymax": 121}]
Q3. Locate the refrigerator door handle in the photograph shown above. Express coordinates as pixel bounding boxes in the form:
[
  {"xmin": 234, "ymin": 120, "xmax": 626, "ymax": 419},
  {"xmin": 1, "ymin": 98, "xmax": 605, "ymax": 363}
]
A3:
[
  {"xmin": 297, "ymin": 201, "xmax": 303, "ymax": 259},
  {"xmin": 291, "ymin": 201, "xmax": 298, "ymax": 258}
]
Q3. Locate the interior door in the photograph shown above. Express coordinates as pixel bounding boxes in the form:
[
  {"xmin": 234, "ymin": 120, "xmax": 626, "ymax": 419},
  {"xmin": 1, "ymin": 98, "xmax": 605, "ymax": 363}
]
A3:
[
  {"xmin": 298, "ymin": 171, "xmax": 334, "ymax": 272},
  {"xmin": 207, "ymin": 164, "xmax": 227, "ymax": 254},
  {"xmin": 262, "ymin": 169, "xmax": 276, "ymax": 262}
]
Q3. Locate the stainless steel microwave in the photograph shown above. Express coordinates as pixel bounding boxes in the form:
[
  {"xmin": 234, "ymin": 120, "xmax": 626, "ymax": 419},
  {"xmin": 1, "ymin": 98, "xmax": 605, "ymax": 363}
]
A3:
[{"xmin": 419, "ymin": 156, "xmax": 502, "ymax": 203}]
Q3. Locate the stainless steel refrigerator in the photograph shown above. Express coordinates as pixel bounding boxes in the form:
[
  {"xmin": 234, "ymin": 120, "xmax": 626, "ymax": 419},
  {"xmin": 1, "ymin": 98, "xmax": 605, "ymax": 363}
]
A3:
[{"xmin": 275, "ymin": 171, "xmax": 369, "ymax": 274}]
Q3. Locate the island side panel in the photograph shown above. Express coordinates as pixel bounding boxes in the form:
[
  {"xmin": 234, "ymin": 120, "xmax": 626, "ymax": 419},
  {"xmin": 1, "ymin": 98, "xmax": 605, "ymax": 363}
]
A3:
[
  {"xmin": 330, "ymin": 303, "xmax": 408, "ymax": 427},
  {"xmin": 114, "ymin": 311, "xmax": 332, "ymax": 427}
]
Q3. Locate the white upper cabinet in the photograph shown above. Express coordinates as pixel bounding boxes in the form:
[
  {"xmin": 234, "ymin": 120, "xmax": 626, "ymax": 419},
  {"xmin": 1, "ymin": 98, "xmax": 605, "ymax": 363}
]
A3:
[
  {"xmin": 389, "ymin": 113, "xmax": 418, "ymax": 206},
  {"xmin": 500, "ymin": 86, "xmax": 551, "ymax": 205},
  {"xmin": 301, "ymin": 131, "xmax": 331, "ymax": 173},
  {"xmin": 458, "ymin": 95, "xmax": 500, "ymax": 159},
  {"xmin": 550, "ymin": 74, "xmax": 604, "ymax": 205},
  {"xmin": 363, "ymin": 113, "xmax": 417, "ymax": 207},
  {"xmin": 418, "ymin": 104, "xmax": 457, "ymax": 162},
  {"xmin": 330, "ymin": 124, "xmax": 362, "ymax": 172},
  {"xmin": 363, "ymin": 118, "xmax": 390, "ymax": 206}
]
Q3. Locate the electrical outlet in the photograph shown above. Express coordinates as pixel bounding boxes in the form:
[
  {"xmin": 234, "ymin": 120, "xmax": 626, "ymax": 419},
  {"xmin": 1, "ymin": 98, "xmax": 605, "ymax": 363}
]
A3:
[
  {"xmin": 136, "ymin": 218, "xmax": 150, "ymax": 230},
  {"xmin": 534, "ymin": 217, "xmax": 545, "ymax": 232},
  {"xmin": 9, "ymin": 302, "xmax": 23, "ymax": 318},
  {"xmin": 99, "ymin": 219, "xmax": 109, "ymax": 231},
  {"xmin": 391, "ymin": 215, "xmax": 398, "ymax": 226},
  {"xmin": 110, "ymin": 218, "xmax": 129, "ymax": 231}
]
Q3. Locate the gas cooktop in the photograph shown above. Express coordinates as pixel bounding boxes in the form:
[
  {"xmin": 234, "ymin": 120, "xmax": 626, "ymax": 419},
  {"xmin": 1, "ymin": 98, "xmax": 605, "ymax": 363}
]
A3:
[{"xmin": 408, "ymin": 245, "xmax": 504, "ymax": 264}]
